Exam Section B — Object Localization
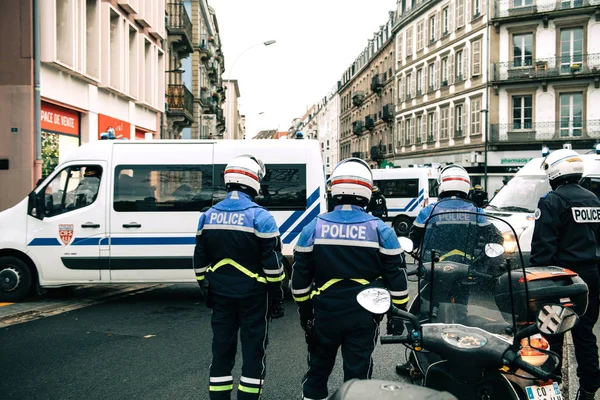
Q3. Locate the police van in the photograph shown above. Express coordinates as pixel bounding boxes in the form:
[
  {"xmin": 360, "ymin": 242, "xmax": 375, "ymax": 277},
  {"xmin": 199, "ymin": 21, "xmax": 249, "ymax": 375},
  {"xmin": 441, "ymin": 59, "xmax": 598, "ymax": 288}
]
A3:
[
  {"xmin": 0, "ymin": 140, "xmax": 326, "ymax": 301},
  {"xmin": 371, "ymin": 167, "xmax": 439, "ymax": 236},
  {"xmin": 485, "ymin": 152, "xmax": 600, "ymax": 262}
]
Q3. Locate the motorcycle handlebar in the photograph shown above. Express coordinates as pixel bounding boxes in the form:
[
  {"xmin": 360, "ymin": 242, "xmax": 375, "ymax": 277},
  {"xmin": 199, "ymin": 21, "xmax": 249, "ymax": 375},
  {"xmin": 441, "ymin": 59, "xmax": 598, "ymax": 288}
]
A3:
[
  {"xmin": 512, "ymin": 357, "xmax": 558, "ymax": 383},
  {"xmin": 380, "ymin": 335, "xmax": 410, "ymax": 345}
]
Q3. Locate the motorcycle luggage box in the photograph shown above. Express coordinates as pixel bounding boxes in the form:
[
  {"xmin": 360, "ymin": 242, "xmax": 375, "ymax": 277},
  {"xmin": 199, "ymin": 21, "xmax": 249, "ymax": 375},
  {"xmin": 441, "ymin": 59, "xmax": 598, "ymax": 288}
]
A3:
[
  {"xmin": 495, "ymin": 266, "xmax": 589, "ymax": 323},
  {"xmin": 330, "ymin": 379, "xmax": 457, "ymax": 400}
]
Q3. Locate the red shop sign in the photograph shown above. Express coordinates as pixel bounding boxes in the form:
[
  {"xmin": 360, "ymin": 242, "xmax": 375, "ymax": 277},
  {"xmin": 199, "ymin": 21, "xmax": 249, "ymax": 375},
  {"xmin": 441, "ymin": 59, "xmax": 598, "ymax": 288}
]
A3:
[
  {"xmin": 98, "ymin": 114, "xmax": 131, "ymax": 140},
  {"xmin": 41, "ymin": 102, "xmax": 80, "ymax": 136}
]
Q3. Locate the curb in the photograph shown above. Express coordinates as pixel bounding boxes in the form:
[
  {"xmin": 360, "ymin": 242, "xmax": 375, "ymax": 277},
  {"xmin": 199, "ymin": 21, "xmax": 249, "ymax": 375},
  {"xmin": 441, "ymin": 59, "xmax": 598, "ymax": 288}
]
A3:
[{"xmin": 0, "ymin": 284, "xmax": 164, "ymax": 328}]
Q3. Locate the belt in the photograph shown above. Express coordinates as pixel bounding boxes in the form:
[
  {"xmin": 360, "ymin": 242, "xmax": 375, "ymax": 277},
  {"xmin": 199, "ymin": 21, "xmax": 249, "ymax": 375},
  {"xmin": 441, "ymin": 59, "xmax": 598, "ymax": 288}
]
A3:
[
  {"xmin": 207, "ymin": 258, "xmax": 267, "ymax": 284},
  {"xmin": 307, "ymin": 277, "xmax": 380, "ymax": 300}
]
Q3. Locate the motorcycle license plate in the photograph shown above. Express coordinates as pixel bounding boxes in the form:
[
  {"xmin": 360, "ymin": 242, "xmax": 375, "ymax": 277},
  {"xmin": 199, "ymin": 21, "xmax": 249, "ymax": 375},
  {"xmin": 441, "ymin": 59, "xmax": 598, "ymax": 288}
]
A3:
[{"xmin": 525, "ymin": 383, "xmax": 562, "ymax": 400}]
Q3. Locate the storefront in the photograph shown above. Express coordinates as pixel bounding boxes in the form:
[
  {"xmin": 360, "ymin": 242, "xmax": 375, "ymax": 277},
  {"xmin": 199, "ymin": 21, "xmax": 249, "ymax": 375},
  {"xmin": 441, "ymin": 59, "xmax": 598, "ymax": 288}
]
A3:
[
  {"xmin": 98, "ymin": 114, "xmax": 131, "ymax": 140},
  {"xmin": 40, "ymin": 101, "xmax": 80, "ymax": 178}
]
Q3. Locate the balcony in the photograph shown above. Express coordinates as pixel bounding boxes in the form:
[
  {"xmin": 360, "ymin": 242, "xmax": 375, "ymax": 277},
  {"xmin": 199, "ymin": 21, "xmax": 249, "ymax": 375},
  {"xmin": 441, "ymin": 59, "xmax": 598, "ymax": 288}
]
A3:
[
  {"xmin": 365, "ymin": 115, "xmax": 375, "ymax": 131},
  {"xmin": 490, "ymin": 120, "xmax": 600, "ymax": 143},
  {"xmin": 198, "ymin": 35, "xmax": 210, "ymax": 60},
  {"xmin": 352, "ymin": 91, "xmax": 365, "ymax": 107},
  {"xmin": 382, "ymin": 104, "xmax": 394, "ymax": 122},
  {"xmin": 199, "ymin": 90, "xmax": 213, "ymax": 110},
  {"xmin": 371, "ymin": 74, "xmax": 384, "ymax": 92},
  {"xmin": 492, "ymin": 0, "xmax": 598, "ymax": 21},
  {"xmin": 352, "ymin": 121, "xmax": 364, "ymax": 135},
  {"xmin": 166, "ymin": 3, "xmax": 193, "ymax": 54},
  {"xmin": 492, "ymin": 54, "xmax": 600, "ymax": 82},
  {"xmin": 370, "ymin": 145, "xmax": 384, "ymax": 161},
  {"xmin": 166, "ymin": 84, "xmax": 194, "ymax": 123},
  {"xmin": 351, "ymin": 151, "xmax": 364, "ymax": 159}
]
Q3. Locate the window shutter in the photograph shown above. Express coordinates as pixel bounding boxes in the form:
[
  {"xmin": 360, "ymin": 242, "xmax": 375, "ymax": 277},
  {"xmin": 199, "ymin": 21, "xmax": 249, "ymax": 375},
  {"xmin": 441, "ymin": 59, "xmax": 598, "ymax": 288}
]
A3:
[
  {"xmin": 463, "ymin": 102, "xmax": 469, "ymax": 137},
  {"xmin": 397, "ymin": 33, "xmax": 403, "ymax": 66},
  {"xmin": 449, "ymin": 106, "xmax": 454, "ymax": 139},
  {"xmin": 482, "ymin": 0, "xmax": 486, "ymax": 15},
  {"xmin": 449, "ymin": 3, "xmax": 454, "ymax": 33},
  {"xmin": 434, "ymin": 110, "xmax": 439, "ymax": 141},
  {"xmin": 435, "ymin": 59, "xmax": 440, "ymax": 89},
  {"xmin": 400, "ymin": 120, "xmax": 404, "ymax": 146},
  {"xmin": 411, "ymin": 73, "xmax": 416, "ymax": 97},
  {"xmin": 422, "ymin": 68, "xmax": 426, "ymax": 93},
  {"xmin": 457, "ymin": 0, "xmax": 464, "ymax": 28},
  {"xmin": 423, "ymin": 18, "xmax": 428, "ymax": 46},
  {"xmin": 407, "ymin": 29, "xmax": 413, "ymax": 57},
  {"xmin": 449, "ymin": 53, "xmax": 455, "ymax": 84},
  {"xmin": 421, "ymin": 114, "xmax": 427, "ymax": 142},
  {"xmin": 417, "ymin": 22, "xmax": 423, "ymax": 50},
  {"xmin": 466, "ymin": 0, "xmax": 472, "ymax": 24},
  {"xmin": 436, "ymin": 12, "xmax": 441, "ymax": 41},
  {"xmin": 463, "ymin": 49, "xmax": 469, "ymax": 79},
  {"xmin": 473, "ymin": 40, "xmax": 481, "ymax": 76},
  {"xmin": 400, "ymin": 76, "xmax": 405, "ymax": 102}
]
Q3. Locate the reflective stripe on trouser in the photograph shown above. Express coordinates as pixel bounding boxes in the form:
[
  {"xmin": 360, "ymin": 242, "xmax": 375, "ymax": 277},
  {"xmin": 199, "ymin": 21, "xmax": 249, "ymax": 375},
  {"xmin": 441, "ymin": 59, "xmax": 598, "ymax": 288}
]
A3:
[
  {"xmin": 208, "ymin": 258, "xmax": 267, "ymax": 284},
  {"xmin": 209, "ymin": 293, "xmax": 269, "ymax": 400},
  {"xmin": 209, "ymin": 376, "xmax": 234, "ymax": 394},
  {"xmin": 302, "ymin": 309, "xmax": 379, "ymax": 400}
]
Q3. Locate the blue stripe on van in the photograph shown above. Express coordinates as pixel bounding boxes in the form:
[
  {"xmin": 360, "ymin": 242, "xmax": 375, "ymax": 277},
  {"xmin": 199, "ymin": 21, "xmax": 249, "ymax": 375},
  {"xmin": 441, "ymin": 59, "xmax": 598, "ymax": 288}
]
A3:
[
  {"xmin": 28, "ymin": 238, "xmax": 61, "ymax": 246},
  {"xmin": 278, "ymin": 187, "xmax": 320, "ymax": 236},
  {"xmin": 282, "ymin": 203, "xmax": 321, "ymax": 245},
  {"xmin": 408, "ymin": 195, "xmax": 425, "ymax": 212},
  {"xmin": 72, "ymin": 237, "xmax": 102, "ymax": 246}
]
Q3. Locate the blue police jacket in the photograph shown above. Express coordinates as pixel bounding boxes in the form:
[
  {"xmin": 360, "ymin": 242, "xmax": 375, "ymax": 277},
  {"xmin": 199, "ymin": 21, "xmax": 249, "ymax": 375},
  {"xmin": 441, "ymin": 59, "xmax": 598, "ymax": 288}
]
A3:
[
  {"xmin": 194, "ymin": 191, "xmax": 285, "ymax": 299},
  {"xmin": 291, "ymin": 204, "xmax": 409, "ymax": 315}
]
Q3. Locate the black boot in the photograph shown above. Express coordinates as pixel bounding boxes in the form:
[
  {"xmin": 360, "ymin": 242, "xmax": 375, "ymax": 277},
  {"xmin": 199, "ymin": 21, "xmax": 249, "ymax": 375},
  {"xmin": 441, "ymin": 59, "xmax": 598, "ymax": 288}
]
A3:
[
  {"xmin": 396, "ymin": 362, "xmax": 412, "ymax": 376},
  {"xmin": 575, "ymin": 388, "xmax": 596, "ymax": 400}
]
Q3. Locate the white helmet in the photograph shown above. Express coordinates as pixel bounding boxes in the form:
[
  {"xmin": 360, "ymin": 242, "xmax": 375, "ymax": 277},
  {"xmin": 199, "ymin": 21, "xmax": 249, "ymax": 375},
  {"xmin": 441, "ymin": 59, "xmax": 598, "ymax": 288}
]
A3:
[
  {"xmin": 330, "ymin": 158, "xmax": 373, "ymax": 202},
  {"xmin": 541, "ymin": 149, "xmax": 584, "ymax": 181},
  {"xmin": 439, "ymin": 164, "xmax": 471, "ymax": 196},
  {"xmin": 224, "ymin": 154, "xmax": 266, "ymax": 195}
]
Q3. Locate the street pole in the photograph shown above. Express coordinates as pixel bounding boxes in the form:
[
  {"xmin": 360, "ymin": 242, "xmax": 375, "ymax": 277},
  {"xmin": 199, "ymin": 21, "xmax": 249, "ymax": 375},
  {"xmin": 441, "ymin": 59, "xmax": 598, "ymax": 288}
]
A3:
[
  {"xmin": 33, "ymin": 0, "xmax": 42, "ymax": 181},
  {"xmin": 483, "ymin": 109, "xmax": 489, "ymax": 192}
]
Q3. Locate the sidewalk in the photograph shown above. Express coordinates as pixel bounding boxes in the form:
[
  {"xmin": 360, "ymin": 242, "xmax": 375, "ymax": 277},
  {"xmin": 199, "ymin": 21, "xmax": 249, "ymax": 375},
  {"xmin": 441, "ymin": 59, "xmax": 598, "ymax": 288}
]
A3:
[{"xmin": 563, "ymin": 324, "xmax": 600, "ymax": 400}]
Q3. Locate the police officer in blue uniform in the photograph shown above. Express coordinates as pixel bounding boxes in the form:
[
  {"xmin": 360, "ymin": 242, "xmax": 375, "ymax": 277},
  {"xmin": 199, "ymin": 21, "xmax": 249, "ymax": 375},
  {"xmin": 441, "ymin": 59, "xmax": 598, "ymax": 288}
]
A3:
[
  {"xmin": 530, "ymin": 149, "xmax": 600, "ymax": 400},
  {"xmin": 194, "ymin": 154, "xmax": 285, "ymax": 400},
  {"xmin": 292, "ymin": 158, "xmax": 409, "ymax": 400}
]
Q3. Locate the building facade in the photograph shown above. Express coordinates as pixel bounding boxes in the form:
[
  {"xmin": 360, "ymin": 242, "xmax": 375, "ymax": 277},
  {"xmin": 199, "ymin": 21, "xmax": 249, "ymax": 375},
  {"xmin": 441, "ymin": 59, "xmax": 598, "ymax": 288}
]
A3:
[
  {"xmin": 317, "ymin": 92, "xmax": 340, "ymax": 176},
  {"xmin": 188, "ymin": 1, "xmax": 225, "ymax": 139},
  {"xmin": 222, "ymin": 79, "xmax": 241, "ymax": 140},
  {"xmin": 0, "ymin": 0, "xmax": 165, "ymax": 211},
  {"xmin": 339, "ymin": 12, "xmax": 397, "ymax": 169}
]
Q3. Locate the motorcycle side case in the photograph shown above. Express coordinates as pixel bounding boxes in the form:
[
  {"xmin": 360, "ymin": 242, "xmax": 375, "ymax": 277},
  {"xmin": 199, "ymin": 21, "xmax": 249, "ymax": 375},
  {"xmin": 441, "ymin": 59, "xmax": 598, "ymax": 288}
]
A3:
[
  {"xmin": 329, "ymin": 379, "xmax": 457, "ymax": 400},
  {"xmin": 495, "ymin": 266, "xmax": 589, "ymax": 322}
]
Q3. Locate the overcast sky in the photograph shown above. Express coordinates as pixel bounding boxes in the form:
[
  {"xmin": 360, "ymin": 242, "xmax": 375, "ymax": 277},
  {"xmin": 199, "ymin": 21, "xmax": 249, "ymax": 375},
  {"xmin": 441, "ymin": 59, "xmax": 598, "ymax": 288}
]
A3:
[{"xmin": 209, "ymin": 0, "xmax": 397, "ymax": 138}]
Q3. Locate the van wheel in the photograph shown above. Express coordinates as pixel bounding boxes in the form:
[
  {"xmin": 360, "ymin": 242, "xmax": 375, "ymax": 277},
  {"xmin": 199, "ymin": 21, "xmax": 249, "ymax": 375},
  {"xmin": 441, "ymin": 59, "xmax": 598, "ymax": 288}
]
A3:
[
  {"xmin": 393, "ymin": 216, "xmax": 413, "ymax": 237},
  {"xmin": 0, "ymin": 256, "xmax": 33, "ymax": 302}
]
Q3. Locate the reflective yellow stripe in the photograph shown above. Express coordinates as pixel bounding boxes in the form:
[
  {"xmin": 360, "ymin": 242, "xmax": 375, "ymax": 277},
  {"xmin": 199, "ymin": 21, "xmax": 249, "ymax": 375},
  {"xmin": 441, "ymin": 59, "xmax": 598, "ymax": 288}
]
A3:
[
  {"xmin": 209, "ymin": 384, "xmax": 233, "ymax": 392},
  {"xmin": 208, "ymin": 258, "xmax": 267, "ymax": 284},
  {"xmin": 196, "ymin": 275, "xmax": 205, "ymax": 281},
  {"xmin": 293, "ymin": 294, "xmax": 310, "ymax": 302},
  {"xmin": 439, "ymin": 249, "xmax": 473, "ymax": 261},
  {"xmin": 350, "ymin": 278, "xmax": 370, "ymax": 285},
  {"xmin": 310, "ymin": 278, "xmax": 343, "ymax": 299},
  {"xmin": 266, "ymin": 273, "xmax": 286, "ymax": 283},
  {"xmin": 238, "ymin": 384, "xmax": 262, "ymax": 394},
  {"xmin": 392, "ymin": 297, "xmax": 410, "ymax": 305}
]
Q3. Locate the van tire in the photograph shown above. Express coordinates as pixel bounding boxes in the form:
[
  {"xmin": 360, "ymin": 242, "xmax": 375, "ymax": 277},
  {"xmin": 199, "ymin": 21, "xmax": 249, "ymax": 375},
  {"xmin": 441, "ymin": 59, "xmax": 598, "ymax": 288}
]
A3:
[
  {"xmin": 393, "ymin": 216, "xmax": 413, "ymax": 237},
  {"xmin": 0, "ymin": 256, "xmax": 33, "ymax": 302}
]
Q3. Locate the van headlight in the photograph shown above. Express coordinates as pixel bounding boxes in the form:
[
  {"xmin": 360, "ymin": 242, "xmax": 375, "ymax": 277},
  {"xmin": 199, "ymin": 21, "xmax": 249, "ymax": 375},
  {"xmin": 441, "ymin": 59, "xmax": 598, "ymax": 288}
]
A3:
[{"xmin": 502, "ymin": 228, "xmax": 525, "ymax": 254}]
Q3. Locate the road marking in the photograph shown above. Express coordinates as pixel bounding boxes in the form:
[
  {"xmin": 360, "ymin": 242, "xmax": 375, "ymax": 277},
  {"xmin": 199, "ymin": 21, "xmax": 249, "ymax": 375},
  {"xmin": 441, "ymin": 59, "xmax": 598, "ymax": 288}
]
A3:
[{"xmin": 0, "ymin": 302, "xmax": 14, "ymax": 307}]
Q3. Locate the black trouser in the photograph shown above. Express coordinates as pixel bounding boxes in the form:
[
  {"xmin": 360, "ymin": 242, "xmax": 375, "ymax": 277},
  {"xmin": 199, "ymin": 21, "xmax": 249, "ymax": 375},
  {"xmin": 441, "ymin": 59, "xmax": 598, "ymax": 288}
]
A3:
[
  {"xmin": 302, "ymin": 309, "xmax": 379, "ymax": 400},
  {"xmin": 209, "ymin": 293, "xmax": 269, "ymax": 400},
  {"xmin": 547, "ymin": 267, "xmax": 599, "ymax": 393}
]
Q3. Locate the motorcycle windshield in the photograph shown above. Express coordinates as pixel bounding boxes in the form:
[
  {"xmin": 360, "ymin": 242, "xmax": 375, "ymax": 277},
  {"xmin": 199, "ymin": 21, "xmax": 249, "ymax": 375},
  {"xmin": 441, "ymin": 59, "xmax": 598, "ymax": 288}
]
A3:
[{"xmin": 417, "ymin": 209, "xmax": 529, "ymax": 334}]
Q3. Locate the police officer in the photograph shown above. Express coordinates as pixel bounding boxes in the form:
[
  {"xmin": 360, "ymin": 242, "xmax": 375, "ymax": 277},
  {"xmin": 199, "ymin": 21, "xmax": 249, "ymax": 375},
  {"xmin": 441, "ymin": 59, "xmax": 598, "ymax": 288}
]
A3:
[
  {"xmin": 367, "ymin": 186, "xmax": 388, "ymax": 220},
  {"xmin": 194, "ymin": 154, "xmax": 286, "ymax": 400},
  {"xmin": 530, "ymin": 149, "xmax": 600, "ymax": 400},
  {"xmin": 292, "ymin": 158, "xmax": 409, "ymax": 400},
  {"xmin": 470, "ymin": 184, "xmax": 488, "ymax": 208}
]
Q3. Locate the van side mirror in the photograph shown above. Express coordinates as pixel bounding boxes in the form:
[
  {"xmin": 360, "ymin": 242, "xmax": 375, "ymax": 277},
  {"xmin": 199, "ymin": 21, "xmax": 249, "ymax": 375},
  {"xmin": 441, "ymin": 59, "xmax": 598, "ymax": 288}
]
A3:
[{"xmin": 28, "ymin": 191, "xmax": 45, "ymax": 220}]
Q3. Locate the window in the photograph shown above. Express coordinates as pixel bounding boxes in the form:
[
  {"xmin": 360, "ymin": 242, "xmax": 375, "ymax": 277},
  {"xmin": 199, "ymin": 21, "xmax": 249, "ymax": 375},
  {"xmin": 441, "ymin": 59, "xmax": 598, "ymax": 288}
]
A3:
[
  {"xmin": 514, "ymin": 0, "xmax": 533, "ymax": 7},
  {"xmin": 428, "ymin": 112, "xmax": 436, "ymax": 142},
  {"xmin": 429, "ymin": 178, "xmax": 440, "ymax": 197},
  {"xmin": 580, "ymin": 177, "xmax": 600, "ymax": 198},
  {"xmin": 417, "ymin": 69, "xmax": 423, "ymax": 95},
  {"xmin": 417, "ymin": 115, "xmax": 423, "ymax": 142},
  {"xmin": 43, "ymin": 165, "xmax": 103, "ymax": 217},
  {"xmin": 512, "ymin": 95, "xmax": 533, "ymax": 129},
  {"xmin": 456, "ymin": 104, "xmax": 464, "ymax": 136},
  {"xmin": 215, "ymin": 164, "xmax": 307, "ymax": 210},
  {"xmin": 406, "ymin": 27, "xmax": 413, "ymax": 57},
  {"xmin": 114, "ymin": 165, "xmax": 213, "ymax": 212},
  {"xmin": 374, "ymin": 179, "xmax": 419, "ymax": 198},
  {"xmin": 428, "ymin": 64, "xmax": 435, "ymax": 91},
  {"xmin": 560, "ymin": 28, "xmax": 584, "ymax": 74},
  {"xmin": 441, "ymin": 107, "xmax": 449, "ymax": 139},
  {"xmin": 559, "ymin": 93, "xmax": 583, "ymax": 137},
  {"xmin": 442, "ymin": 57, "xmax": 449, "ymax": 85},
  {"xmin": 85, "ymin": 0, "xmax": 100, "ymax": 79},
  {"xmin": 473, "ymin": 0, "xmax": 481, "ymax": 17},
  {"xmin": 456, "ymin": 0, "xmax": 465, "ymax": 27},
  {"xmin": 471, "ymin": 98, "xmax": 481, "ymax": 135},
  {"xmin": 429, "ymin": 15, "xmax": 436, "ymax": 42},
  {"xmin": 417, "ymin": 21, "xmax": 424, "ymax": 50},
  {"xmin": 326, "ymin": 139, "xmax": 330, "ymax": 149},
  {"xmin": 406, "ymin": 119, "xmax": 413, "ymax": 144},
  {"xmin": 513, "ymin": 34, "xmax": 533, "ymax": 67},
  {"xmin": 406, "ymin": 73, "xmax": 412, "ymax": 98},
  {"xmin": 109, "ymin": 9, "xmax": 122, "ymax": 89},
  {"xmin": 397, "ymin": 33, "xmax": 403, "ymax": 63},
  {"xmin": 56, "ymin": 0, "xmax": 75, "ymax": 66},
  {"xmin": 443, "ymin": 7, "xmax": 449, "ymax": 35},
  {"xmin": 127, "ymin": 25, "xmax": 138, "ymax": 98},
  {"xmin": 472, "ymin": 40, "xmax": 481, "ymax": 76},
  {"xmin": 456, "ymin": 50, "xmax": 464, "ymax": 81}
]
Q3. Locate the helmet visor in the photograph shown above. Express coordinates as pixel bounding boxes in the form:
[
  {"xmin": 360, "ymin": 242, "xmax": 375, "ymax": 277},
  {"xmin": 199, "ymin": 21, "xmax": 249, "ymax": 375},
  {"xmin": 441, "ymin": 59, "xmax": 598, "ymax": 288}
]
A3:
[{"xmin": 333, "ymin": 157, "xmax": 373, "ymax": 180}]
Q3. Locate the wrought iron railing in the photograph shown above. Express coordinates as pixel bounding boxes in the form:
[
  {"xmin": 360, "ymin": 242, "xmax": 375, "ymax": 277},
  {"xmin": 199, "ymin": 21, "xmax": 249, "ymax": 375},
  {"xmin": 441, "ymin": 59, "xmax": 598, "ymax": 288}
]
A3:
[
  {"xmin": 493, "ymin": 54, "xmax": 600, "ymax": 81},
  {"xmin": 365, "ymin": 115, "xmax": 375, "ymax": 130},
  {"xmin": 167, "ymin": 84, "xmax": 194, "ymax": 120},
  {"xmin": 352, "ymin": 91, "xmax": 365, "ymax": 107},
  {"xmin": 167, "ymin": 3, "xmax": 192, "ymax": 47},
  {"xmin": 371, "ymin": 75, "xmax": 384, "ymax": 91},
  {"xmin": 493, "ymin": 0, "xmax": 600, "ymax": 19},
  {"xmin": 383, "ymin": 104, "xmax": 394, "ymax": 122},
  {"xmin": 490, "ymin": 120, "xmax": 600, "ymax": 142},
  {"xmin": 352, "ymin": 121, "xmax": 364, "ymax": 135},
  {"xmin": 351, "ymin": 151, "xmax": 364, "ymax": 159}
]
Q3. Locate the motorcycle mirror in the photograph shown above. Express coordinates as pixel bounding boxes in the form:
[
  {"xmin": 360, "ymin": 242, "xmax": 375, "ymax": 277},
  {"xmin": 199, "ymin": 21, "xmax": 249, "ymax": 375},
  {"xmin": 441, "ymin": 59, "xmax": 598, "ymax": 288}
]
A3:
[
  {"xmin": 398, "ymin": 237, "xmax": 414, "ymax": 253},
  {"xmin": 484, "ymin": 243, "xmax": 504, "ymax": 258},
  {"xmin": 536, "ymin": 304, "xmax": 579, "ymax": 336},
  {"xmin": 356, "ymin": 288, "xmax": 391, "ymax": 315}
]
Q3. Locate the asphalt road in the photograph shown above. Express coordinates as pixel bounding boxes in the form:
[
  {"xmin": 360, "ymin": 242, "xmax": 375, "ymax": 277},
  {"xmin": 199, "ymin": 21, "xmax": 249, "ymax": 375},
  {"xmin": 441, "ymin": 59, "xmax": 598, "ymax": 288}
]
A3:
[{"xmin": 0, "ymin": 284, "xmax": 413, "ymax": 400}]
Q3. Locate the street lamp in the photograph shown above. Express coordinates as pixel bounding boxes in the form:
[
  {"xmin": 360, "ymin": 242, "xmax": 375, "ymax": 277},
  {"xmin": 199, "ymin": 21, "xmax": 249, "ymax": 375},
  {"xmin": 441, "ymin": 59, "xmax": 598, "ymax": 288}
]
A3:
[{"xmin": 226, "ymin": 40, "xmax": 276, "ymax": 82}]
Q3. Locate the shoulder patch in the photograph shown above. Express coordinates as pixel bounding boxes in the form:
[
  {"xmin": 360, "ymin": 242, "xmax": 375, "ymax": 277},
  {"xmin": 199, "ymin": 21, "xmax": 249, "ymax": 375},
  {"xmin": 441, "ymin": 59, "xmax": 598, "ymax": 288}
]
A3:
[
  {"xmin": 541, "ymin": 191, "xmax": 551, "ymax": 199},
  {"xmin": 534, "ymin": 208, "xmax": 542, "ymax": 220}
]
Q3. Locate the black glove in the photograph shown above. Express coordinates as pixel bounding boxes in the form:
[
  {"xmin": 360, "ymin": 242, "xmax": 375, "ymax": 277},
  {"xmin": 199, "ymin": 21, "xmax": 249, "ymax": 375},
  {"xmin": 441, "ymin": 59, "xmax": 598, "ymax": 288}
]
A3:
[
  {"xmin": 268, "ymin": 297, "xmax": 285, "ymax": 319},
  {"xmin": 201, "ymin": 280, "xmax": 213, "ymax": 309},
  {"xmin": 304, "ymin": 319, "xmax": 318, "ymax": 352},
  {"xmin": 387, "ymin": 316, "xmax": 406, "ymax": 336}
]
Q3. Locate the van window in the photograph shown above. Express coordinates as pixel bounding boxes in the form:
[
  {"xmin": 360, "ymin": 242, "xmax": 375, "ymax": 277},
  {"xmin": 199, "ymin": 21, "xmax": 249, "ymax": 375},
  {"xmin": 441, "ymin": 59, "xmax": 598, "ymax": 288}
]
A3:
[
  {"xmin": 580, "ymin": 177, "xmax": 600, "ymax": 198},
  {"xmin": 43, "ymin": 165, "xmax": 103, "ymax": 217},
  {"xmin": 488, "ymin": 176, "xmax": 550, "ymax": 213},
  {"xmin": 375, "ymin": 179, "xmax": 419, "ymax": 198},
  {"xmin": 429, "ymin": 179, "xmax": 439, "ymax": 197},
  {"xmin": 113, "ymin": 165, "xmax": 213, "ymax": 212},
  {"xmin": 213, "ymin": 164, "xmax": 307, "ymax": 211}
]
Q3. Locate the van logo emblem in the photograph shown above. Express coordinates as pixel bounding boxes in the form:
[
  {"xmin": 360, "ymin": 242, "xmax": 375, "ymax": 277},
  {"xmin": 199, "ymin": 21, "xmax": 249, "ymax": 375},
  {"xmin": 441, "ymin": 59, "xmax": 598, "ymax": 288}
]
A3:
[{"xmin": 59, "ymin": 224, "xmax": 74, "ymax": 246}]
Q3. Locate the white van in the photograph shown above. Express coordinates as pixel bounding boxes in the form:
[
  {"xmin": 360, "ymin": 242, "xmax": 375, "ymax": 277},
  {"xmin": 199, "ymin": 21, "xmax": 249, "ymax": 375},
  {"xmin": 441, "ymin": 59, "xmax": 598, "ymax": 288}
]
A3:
[
  {"xmin": 0, "ymin": 140, "xmax": 326, "ymax": 301},
  {"xmin": 485, "ymin": 153, "xmax": 600, "ymax": 263},
  {"xmin": 372, "ymin": 167, "xmax": 440, "ymax": 236}
]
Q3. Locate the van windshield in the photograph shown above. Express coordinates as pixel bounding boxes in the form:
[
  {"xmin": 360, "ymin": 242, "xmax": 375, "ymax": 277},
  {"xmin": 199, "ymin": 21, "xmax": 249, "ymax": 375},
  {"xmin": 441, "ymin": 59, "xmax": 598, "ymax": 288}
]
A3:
[
  {"xmin": 580, "ymin": 176, "xmax": 600, "ymax": 198},
  {"xmin": 488, "ymin": 176, "xmax": 550, "ymax": 213}
]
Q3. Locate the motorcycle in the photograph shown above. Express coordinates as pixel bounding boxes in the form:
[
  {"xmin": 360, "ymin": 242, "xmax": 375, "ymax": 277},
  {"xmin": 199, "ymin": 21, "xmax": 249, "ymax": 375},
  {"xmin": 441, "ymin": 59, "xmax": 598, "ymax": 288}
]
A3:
[{"xmin": 373, "ymin": 210, "xmax": 581, "ymax": 400}]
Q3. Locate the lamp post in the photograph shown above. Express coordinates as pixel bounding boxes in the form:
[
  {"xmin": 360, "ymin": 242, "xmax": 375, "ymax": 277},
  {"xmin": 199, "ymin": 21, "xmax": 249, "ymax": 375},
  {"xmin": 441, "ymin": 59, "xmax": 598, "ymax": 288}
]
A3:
[
  {"xmin": 226, "ymin": 40, "xmax": 276, "ymax": 82},
  {"xmin": 481, "ymin": 108, "xmax": 489, "ymax": 191}
]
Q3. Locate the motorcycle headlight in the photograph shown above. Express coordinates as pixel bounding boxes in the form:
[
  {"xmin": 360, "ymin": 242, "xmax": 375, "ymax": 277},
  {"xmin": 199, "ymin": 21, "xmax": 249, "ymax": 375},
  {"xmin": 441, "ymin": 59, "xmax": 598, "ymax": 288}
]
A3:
[{"xmin": 502, "ymin": 228, "xmax": 524, "ymax": 254}]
